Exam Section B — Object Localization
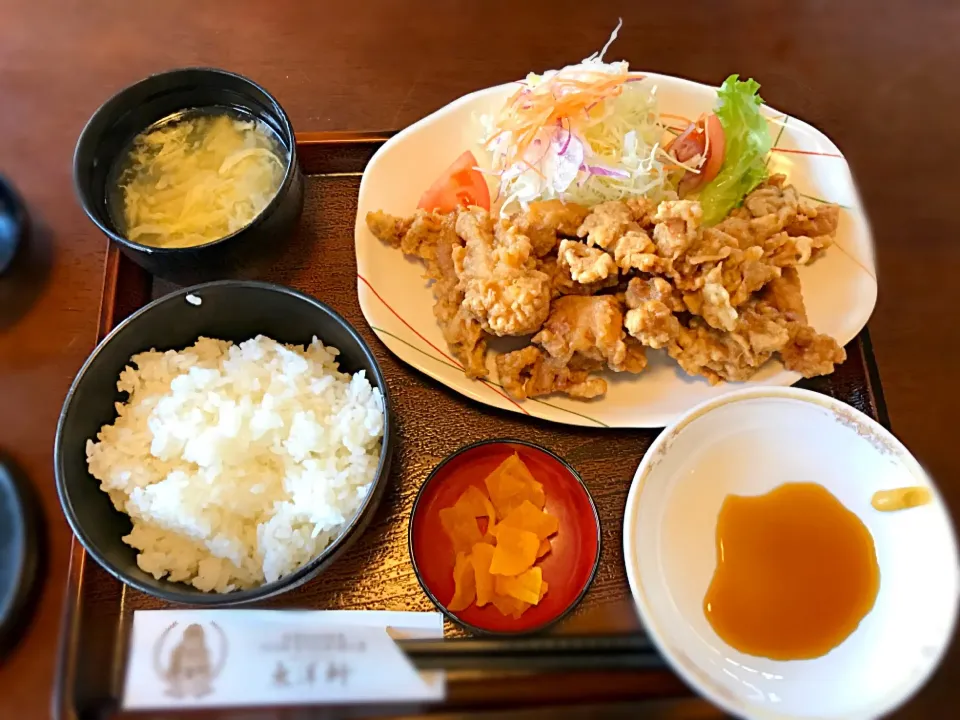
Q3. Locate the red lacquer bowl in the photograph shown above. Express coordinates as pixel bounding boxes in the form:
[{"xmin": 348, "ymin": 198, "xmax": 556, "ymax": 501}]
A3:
[{"xmin": 409, "ymin": 439, "xmax": 601, "ymax": 635}]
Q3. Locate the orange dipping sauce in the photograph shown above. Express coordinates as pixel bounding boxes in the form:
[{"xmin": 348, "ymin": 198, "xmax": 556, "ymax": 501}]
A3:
[{"xmin": 703, "ymin": 482, "xmax": 880, "ymax": 660}]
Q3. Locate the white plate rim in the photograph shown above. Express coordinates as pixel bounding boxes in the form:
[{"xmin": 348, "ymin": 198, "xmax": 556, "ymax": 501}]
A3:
[{"xmin": 622, "ymin": 386, "xmax": 960, "ymax": 719}]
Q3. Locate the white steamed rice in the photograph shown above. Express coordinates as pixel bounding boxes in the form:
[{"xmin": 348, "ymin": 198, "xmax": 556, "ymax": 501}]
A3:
[{"xmin": 85, "ymin": 335, "xmax": 385, "ymax": 592}]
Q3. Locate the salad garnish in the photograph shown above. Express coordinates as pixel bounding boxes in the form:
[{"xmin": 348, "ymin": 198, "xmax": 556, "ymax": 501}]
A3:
[
  {"xmin": 480, "ymin": 20, "xmax": 681, "ymax": 213},
  {"xmin": 471, "ymin": 21, "xmax": 773, "ymax": 223},
  {"xmin": 695, "ymin": 75, "xmax": 773, "ymax": 225}
]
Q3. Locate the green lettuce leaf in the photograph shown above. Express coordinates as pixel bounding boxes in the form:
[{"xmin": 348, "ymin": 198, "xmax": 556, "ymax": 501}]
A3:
[{"xmin": 698, "ymin": 75, "xmax": 772, "ymax": 226}]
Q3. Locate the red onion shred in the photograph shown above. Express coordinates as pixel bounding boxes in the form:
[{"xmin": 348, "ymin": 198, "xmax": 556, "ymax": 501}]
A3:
[
  {"xmin": 586, "ymin": 165, "xmax": 630, "ymax": 178},
  {"xmin": 558, "ymin": 119, "xmax": 572, "ymax": 155}
]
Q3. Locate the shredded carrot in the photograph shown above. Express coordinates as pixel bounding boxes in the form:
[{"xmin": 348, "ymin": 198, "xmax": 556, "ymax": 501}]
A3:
[
  {"xmin": 487, "ymin": 63, "xmax": 632, "ymax": 166},
  {"xmin": 521, "ymin": 158, "xmax": 546, "ymax": 179}
]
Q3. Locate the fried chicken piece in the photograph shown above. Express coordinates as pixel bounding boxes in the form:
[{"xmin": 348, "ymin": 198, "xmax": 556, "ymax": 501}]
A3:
[
  {"xmin": 761, "ymin": 269, "xmax": 846, "ymax": 377},
  {"xmin": 763, "ymin": 232, "xmax": 834, "ymax": 267},
  {"xmin": 577, "ymin": 201, "xmax": 640, "ymax": 250},
  {"xmin": 510, "ymin": 200, "xmax": 590, "ymax": 257},
  {"xmin": 366, "ymin": 210, "xmax": 411, "ymax": 246},
  {"xmin": 539, "ymin": 254, "xmax": 577, "ymax": 299},
  {"xmin": 684, "ymin": 215, "xmax": 816, "ymax": 282},
  {"xmin": 626, "ymin": 196, "xmax": 657, "ymax": 227},
  {"xmin": 721, "ymin": 245, "xmax": 782, "ymax": 305},
  {"xmin": 672, "ymin": 237, "xmax": 779, "ymax": 304},
  {"xmin": 496, "ymin": 346, "xmax": 606, "ymax": 400},
  {"xmin": 622, "ymin": 338, "xmax": 649, "ymax": 373},
  {"xmin": 533, "ymin": 295, "xmax": 642, "ymax": 373},
  {"xmin": 573, "ymin": 196, "xmax": 660, "ymax": 260},
  {"xmin": 652, "ymin": 200, "xmax": 703, "ymax": 259},
  {"xmin": 712, "ymin": 214, "xmax": 773, "ymax": 253},
  {"xmin": 759, "ymin": 266, "xmax": 807, "ymax": 322},
  {"xmin": 453, "ymin": 208, "xmax": 551, "ymax": 336},
  {"xmin": 785, "ymin": 204, "xmax": 840, "ymax": 239},
  {"xmin": 621, "ymin": 192, "xmax": 823, "ymax": 338},
  {"xmin": 667, "ymin": 313, "xmax": 787, "ymax": 384},
  {"xmin": 539, "ymin": 255, "xmax": 618, "ymax": 299},
  {"xmin": 367, "ymin": 209, "xmax": 486, "ymax": 377},
  {"xmin": 660, "ymin": 219, "xmax": 781, "ymax": 312},
  {"xmin": 625, "ymin": 276, "xmax": 685, "ymax": 312},
  {"xmin": 612, "ymin": 229, "xmax": 663, "ymax": 273},
  {"xmin": 661, "ymin": 229, "xmax": 732, "ymax": 294},
  {"xmin": 626, "ymin": 301, "xmax": 681, "ymax": 350},
  {"xmin": 780, "ymin": 325, "xmax": 846, "ymax": 377},
  {"xmin": 667, "ymin": 269, "xmax": 844, "ymax": 383},
  {"xmin": 366, "ymin": 209, "xmax": 456, "ymax": 276},
  {"xmin": 717, "ymin": 177, "xmax": 839, "ymax": 266},
  {"xmin": 623, "ymin": 277, "xmax": 684, "ymax": 350},
  {"xmin": 431, "ymin": 237, "xmax": 488, "ymax": 378},
  {"xmin": 742, "ymin": 174, "xmax": 800, "ymax": 226},
  {"xmin": 685, "ymin": 227, "xmax": 736, "ymax": 265},
  {"xmin": 557, "ymin": 239, "xmax": 617, "ymax": 283},
  {"xmin": 682, "ymin": 265, "xmax": 738, "ymax": 332}
]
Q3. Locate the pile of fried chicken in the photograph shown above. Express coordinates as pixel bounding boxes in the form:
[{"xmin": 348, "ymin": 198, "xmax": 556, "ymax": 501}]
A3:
[{"xmin": 365, "ymin": 174, "xmax": 845, "ymax": 401}]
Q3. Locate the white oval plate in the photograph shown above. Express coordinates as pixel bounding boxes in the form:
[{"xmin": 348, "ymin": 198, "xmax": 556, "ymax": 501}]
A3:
[
  {"xmin": 623, "ymin": 387, "xmax": 959, "ymax": 719},
  {"xmin": 354, "ymin": 74, "xmax": 877, "ymax": 428}
]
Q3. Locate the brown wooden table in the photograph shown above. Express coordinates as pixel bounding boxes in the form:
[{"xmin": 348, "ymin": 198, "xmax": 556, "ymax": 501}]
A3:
[{"xmin": 1, "ymin": 1, "xmax": 957, "ymax": 717}]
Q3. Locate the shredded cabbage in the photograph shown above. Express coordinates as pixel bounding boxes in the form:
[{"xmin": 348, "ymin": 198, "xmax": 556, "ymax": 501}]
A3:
[{"xmin": 479, "ymin": 22, "xmax": 677, "ymax": 215}]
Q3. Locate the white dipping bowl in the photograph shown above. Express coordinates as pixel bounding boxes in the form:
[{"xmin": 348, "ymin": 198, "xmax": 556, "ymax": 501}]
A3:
[{"xmin": 624, "ymin": 387, "xmax": 959, "ymax": 720}]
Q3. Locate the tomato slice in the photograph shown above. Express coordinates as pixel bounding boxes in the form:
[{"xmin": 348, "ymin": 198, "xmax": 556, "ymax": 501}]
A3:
[
  {"xmin": 697, "ymin": 114, "xmax": 726, "ymax": 186},
  {"xmin": 670, "ymin": 114, "xmax": 726, "ymax": 196},
  {"xmin": 417, "ymin": 151, "xmax": 491, "ymax": 213}
]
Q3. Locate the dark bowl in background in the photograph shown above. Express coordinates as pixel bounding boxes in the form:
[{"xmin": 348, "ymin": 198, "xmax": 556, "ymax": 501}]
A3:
[
  {"xmin": 0, "ymin": 175, "xmax": 28, "ymax": 276},
  {"xmin": 73, "ymin": 68, "xmax": 304, "ymax": 284},
  {"xmin": 55, "ymin": 281, "xmax": 393, "ymax": 605}
]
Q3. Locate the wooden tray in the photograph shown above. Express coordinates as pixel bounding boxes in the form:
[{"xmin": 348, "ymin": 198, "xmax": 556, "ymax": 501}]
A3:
[{"xmin": 55, "ymin": 131, "xmax": 889, "ymax": 719}]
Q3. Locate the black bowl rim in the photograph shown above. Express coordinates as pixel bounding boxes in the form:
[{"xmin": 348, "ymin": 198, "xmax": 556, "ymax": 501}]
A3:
[
  {"xmin": 54, "ymin": 279, "xmax": 394, "ymax": 606},
  {"xmin": 72, "ymin": 66, "xmax": 298, "ymax": 256},
  {"xmin": 0, "ymin": 174, "xmax": 27, "ymax": 228},
  {"xmin": 0, "ymin": 174, "xmax": 28, "ymax": 275},
  {"xmin": 408, "ymin": 438, "xmax": 602, "ymax": 637}
]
